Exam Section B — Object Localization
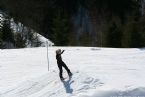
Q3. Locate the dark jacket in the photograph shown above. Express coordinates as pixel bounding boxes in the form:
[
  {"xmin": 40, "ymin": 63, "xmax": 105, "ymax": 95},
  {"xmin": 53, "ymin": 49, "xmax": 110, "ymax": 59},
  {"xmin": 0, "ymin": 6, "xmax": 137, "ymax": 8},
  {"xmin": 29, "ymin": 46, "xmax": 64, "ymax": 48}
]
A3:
[{"xmin": 56, "ymin": 50, "xmax": 64, "ymax": 63}]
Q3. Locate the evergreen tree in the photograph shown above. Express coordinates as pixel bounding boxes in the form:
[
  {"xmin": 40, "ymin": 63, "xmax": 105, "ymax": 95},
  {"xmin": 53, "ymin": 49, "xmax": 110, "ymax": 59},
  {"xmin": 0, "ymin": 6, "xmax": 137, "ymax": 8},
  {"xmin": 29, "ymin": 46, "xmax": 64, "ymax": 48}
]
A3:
[
  {"xmin": 51, "ymin": 12, "xmax": 69, "ymax": 46},
  {"xmin": 122, "ymin": 19, "xmax": 145, "ymax": 48},
  {"xmin": 15, "ymin": 33, "xmax": 26, "ymax": 48},
  {"xmin": 1, "ymin": 19, "xmax": 15, "ymax": 48},
  {"xmin": 105, "ymin": 22, "xmax": 122, "ymax": 47},
  {"xmin": 0, "ymin": 19, "xmax": 2, "ymax": 48},
  {"xmin": 0, "ymin": 28, "xmax": 3, "ymax": 48},
  {"xmin": 26, "ymin": 29, "xmax": 42, "ymax": 47}
]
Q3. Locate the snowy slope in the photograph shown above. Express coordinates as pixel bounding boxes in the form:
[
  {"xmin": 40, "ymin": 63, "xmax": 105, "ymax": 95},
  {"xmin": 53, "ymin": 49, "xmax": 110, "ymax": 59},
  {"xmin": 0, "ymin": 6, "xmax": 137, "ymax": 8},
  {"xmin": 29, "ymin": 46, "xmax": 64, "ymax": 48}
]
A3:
[
  {"xmin": 36, "ymin": 34, "xmax": 54, "ymax": 47},
  {"xmin": 0, "ymin": 47, "xmax": 145, "ymax": 97}
]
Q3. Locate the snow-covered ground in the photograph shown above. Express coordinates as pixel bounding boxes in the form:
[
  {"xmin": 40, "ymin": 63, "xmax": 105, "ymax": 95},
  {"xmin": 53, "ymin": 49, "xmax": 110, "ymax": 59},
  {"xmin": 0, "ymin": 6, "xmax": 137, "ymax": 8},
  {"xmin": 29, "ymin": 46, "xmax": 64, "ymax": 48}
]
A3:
[{"xmin": 0, "ymin": 47, "xmax": 145, "ymax": 97}]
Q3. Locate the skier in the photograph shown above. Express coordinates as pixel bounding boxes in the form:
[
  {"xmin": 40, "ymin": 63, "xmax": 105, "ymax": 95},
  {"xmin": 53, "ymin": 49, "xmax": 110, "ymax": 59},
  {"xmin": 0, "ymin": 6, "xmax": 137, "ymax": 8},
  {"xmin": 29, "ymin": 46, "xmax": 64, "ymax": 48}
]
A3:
[{"xmin": 56, "ymin": 49, "xmax": 72, "ymax": 80}]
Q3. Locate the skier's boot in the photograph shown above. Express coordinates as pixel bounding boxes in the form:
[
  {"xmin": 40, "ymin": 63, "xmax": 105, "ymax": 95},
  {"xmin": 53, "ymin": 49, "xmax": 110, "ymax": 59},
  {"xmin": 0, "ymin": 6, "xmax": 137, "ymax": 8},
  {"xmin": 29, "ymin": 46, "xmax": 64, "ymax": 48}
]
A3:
[
  {"xmin": 60, "ymin": 77, "xmax": 64, "ymax": 81},
  {"xmin": 68, "ymin": 72, "xmax": 72, "ymax": 77}
]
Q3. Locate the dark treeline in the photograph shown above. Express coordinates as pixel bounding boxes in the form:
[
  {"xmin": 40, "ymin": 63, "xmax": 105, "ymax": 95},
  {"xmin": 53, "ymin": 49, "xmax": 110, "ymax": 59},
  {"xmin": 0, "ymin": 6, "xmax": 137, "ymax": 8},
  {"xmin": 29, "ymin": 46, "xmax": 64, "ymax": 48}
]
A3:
[{"xmin": 0, "ymin": 0, "xmax": 145, "ymax": 47}]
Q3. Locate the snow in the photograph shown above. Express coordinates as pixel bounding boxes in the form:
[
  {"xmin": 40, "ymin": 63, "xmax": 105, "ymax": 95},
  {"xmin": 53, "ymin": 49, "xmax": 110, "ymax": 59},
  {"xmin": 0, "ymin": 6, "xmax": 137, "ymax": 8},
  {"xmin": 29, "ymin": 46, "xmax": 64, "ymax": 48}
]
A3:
[
  {"xmin": 0, "ymin": 14, "xmax": 54, "ymax": 47},
  {"xmin": 36, "ymin": 33, "xmax": 54, "ymax": 47},
  {"xmin": 0, "ymin": 13, "xmax": 3, "ymax": 27},
  {"xmin": 0, "ymin": 47, "xmax": 145, "ymax": 97}
]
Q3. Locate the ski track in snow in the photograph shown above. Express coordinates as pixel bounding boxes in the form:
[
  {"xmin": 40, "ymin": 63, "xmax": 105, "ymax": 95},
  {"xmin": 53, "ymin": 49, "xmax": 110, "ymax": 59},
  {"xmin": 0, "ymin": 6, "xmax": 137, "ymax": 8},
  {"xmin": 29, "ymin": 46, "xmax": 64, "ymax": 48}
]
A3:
[{"xmin": 0, "ymin": 47, "xmax": 145, "ymax": 97}]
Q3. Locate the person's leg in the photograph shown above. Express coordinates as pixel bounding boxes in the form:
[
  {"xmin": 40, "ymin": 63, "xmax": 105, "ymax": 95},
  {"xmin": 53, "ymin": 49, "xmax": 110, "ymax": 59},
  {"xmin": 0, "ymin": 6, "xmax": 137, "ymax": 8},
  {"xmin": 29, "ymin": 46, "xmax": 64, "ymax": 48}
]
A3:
[
  {"xmin": 62, "ymin": 62, "xmax": 72, "ymax": 76},
  {"xmin": 58, "ymin": 65, "xmax": 63, "ymax": 79}
]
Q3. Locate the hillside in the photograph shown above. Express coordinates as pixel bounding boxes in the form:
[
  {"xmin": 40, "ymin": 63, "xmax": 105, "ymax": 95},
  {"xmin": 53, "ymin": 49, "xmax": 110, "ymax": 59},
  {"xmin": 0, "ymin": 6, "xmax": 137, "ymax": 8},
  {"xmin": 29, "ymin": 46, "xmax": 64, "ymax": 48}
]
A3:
[
  {"xmin": 1, "ymin": 0, "xmax": 145, "ymax": 47},
  {"xmin": 0, "ymin": 47, "xmax": 145, "ymax": 97}
]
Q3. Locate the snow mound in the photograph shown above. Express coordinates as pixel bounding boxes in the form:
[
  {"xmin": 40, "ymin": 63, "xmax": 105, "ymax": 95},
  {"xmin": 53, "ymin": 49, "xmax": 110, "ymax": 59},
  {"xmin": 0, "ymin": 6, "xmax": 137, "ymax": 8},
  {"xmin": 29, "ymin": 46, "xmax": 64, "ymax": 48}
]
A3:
[
  {"xmin": 1, "ymin": 70, "xmax": 104, "ymax": 97},
  {"xmin": 90, "ymin": 88, "xmax": 145, "ymax": 97},
  {"xmin": 1, "ymin": 71, "xmax": 145, "ymax": 97}
]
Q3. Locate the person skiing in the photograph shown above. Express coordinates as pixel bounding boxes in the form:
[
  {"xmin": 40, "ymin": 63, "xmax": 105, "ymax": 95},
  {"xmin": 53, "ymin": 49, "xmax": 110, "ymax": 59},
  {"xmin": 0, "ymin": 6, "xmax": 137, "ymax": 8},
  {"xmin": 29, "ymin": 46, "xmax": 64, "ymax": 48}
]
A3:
[{"xmin": 56, "ymin": 49, "xmax": 72, "ymax": 80}]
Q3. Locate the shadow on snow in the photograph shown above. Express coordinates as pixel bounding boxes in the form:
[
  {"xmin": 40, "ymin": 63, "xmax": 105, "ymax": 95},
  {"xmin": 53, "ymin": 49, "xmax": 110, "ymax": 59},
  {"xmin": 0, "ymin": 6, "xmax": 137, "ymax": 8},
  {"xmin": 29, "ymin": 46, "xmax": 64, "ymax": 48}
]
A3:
[{"xmin": 61, "ymin": 76, "xmax": 73, "ymax": 94}]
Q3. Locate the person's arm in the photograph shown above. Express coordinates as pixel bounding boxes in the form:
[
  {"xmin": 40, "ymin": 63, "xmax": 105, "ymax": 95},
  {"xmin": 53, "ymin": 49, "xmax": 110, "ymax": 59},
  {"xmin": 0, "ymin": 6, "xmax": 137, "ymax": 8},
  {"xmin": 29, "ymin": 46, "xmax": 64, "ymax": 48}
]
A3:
[{"xmin": 60, "ymin": 50, "xmax": 65, "ymax": 54}]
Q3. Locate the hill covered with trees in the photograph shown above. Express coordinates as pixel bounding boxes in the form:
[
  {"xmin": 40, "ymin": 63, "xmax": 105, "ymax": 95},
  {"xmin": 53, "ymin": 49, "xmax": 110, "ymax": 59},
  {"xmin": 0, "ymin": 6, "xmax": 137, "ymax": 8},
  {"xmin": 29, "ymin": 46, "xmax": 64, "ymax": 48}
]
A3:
[{"xmin": 0, "ymin": 0, "xmax": 145, "ymax": 47}]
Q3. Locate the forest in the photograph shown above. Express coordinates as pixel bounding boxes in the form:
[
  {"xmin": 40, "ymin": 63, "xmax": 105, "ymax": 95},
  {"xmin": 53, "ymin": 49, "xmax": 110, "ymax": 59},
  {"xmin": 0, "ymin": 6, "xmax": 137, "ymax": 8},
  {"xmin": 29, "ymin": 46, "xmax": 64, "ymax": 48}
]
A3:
[{"xmin": 0, "ymin": 0, "xmax": 145, "ymax": 47}]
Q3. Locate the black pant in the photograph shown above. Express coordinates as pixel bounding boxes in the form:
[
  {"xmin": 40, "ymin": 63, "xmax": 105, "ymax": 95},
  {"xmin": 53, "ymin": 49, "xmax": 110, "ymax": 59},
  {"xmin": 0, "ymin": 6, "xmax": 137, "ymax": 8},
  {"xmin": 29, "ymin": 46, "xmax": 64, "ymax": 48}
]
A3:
[{"xmin": 57, "ymin": 61, "xmax": 71, "ymax": 79}]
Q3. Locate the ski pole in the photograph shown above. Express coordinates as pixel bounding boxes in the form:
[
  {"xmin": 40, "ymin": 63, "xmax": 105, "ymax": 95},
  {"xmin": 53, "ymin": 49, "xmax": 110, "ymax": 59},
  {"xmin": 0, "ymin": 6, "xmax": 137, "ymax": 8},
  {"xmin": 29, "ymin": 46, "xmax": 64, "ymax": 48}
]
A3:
[{"xmin": 46, "ymin": 41, "xmax": 49, "ymax": 71}]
